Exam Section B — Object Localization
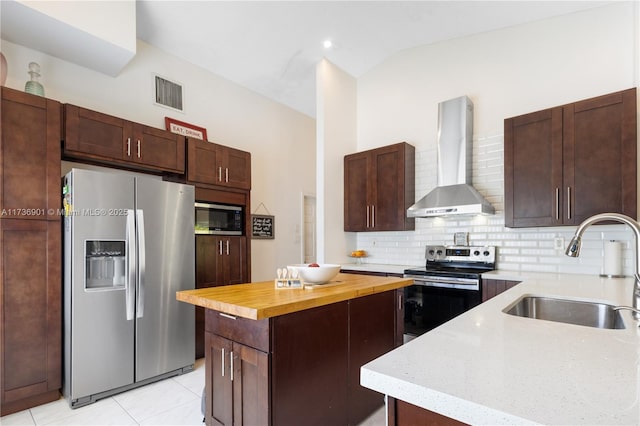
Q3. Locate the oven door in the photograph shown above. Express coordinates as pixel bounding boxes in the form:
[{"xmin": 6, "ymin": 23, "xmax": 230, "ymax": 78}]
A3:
[{"xmin": 404, "ymin": 278, "xmax": 482, "ymax": 339}]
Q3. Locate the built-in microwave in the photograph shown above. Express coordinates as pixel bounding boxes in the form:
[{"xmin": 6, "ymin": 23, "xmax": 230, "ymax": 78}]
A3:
[{"xmin": 194, "ymin": 202, "xmax": 243, "ymax": 235}]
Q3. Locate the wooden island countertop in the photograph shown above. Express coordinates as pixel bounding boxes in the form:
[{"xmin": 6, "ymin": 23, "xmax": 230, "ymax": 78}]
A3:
[{"xmin": 176, "ymin": 272, "xmax": 412, "ymax": 320}]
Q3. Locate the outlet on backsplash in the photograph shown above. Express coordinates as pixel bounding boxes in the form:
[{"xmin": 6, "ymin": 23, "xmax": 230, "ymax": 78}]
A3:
[{"xmin": 554, "ymin": 237, "xmax": 565, "ymax": 250}]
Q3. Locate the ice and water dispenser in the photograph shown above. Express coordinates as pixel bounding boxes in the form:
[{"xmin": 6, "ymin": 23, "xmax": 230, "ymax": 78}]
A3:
[{"xmin": 85, "ymin": 241, "xmax": 126, "ymax": 289}]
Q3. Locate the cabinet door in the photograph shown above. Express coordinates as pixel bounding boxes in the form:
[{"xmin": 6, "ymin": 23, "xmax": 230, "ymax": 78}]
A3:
[
  {"xmin": 504, "ymin": 107, "xmax": 563, "ymax": 227},
  {"xmin": 1, "ymin": 219, "xmax": 61, "ymax": 414},
  {"xmin": 196, "ymin": 235, "xmax": 223, "ymax": 287},
  {"xmin": 348, "ymin": 291, "xmax": 395, "ymax": 425},
  {"xmin": 563, "ymin": 88, "xmax": 637, "ymax": 224},
  {"xmin": 221, "ymin": 237, "xmax": 247, "ymax": 285},
  {"xmin": 196, "ymin": 236, "xmax": 247, "ymax": 287},
  {"xmin": 344, "ymin": 152, "xmax": 370, "ymax": 231},
  {"xmin": 371, "ymin": 144, "xmax": 413, "ymax": 231},
  {"xmin": 205, "ymin": 334, "xmax": 269, "ymax": 426},
  {"xmin": 232, "ymin": 342, "xmax": 269, "ymax": 426},
  {"xmin": 207, "ymin": 333, "xmax": 233, "ymax": 426},
  {"xmin": 64, "ymin": 104, "xmax": 129, "ymax": 162},
  {"xmin": 187, "ymin": 138, "xmax": 220, "ymax": 185},
  {"xmin": 1, "ymin": 88, "xmax": 61, "ymax": 219},
  {"xmin": 344, "ymin": 143, "xmax": 414, "ymax": 232},
  {"xmin": 134, "ymin": 124, "xmax": 185, "ymax": 173},
  {"xmin": 218, "ymin": 145, "xmax": 251, "ymax": 190}
]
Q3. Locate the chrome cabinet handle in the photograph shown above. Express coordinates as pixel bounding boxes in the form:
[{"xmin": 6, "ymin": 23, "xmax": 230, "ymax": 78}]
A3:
[
  {"xmin": 555, "ymin": 188, "xmax": 560, "ymax": 221},
  {"xmin": 218, "ymin": 240, "xmax": 223, "ymax": 255},
  {"xmin": 127, "ymin": 138, "xmax": 131, "ymax": 157},
  {"xmin": 226, "ymin": 240, "xmax": 230, "ymax": 255},
  {"xmin": 567, "ymin": 187, "xmax": 572, "ymax": 220},
  {"xmin": 219, "ymin": 313, "xmax": 237, "ymax": 320},
  {"xmin": 371, "ymin": 205, "xmax": 375, "ymax": 228},
  {"xmin": 218, "ymin": 167, "xmax": 223, "ymax": 182},
  {"xmin": 221, "ymin": 347, "xmax": 225, "ymax": 377},
  {"xmin": 229, "ymin": 351, "xmax": 234, "ymax": 381},
  {"xmin": 225, "ymin": 168, "xmax": 229, "ymax": 183},
  {"xmin": 137, "ymin": 140, "xmax": 141, "ymax": 158},
  {"xmin": 366, "ymin": 206, "xmax": 370, "ymax": 228}
]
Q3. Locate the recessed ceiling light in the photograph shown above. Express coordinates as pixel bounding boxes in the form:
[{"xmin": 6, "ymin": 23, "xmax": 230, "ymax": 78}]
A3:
[{"xmin": 323, "ymin": 39, "xmax": 333, "ymax": 49}]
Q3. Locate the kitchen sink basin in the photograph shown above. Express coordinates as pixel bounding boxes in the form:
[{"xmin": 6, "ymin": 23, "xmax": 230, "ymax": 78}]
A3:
[{"xmin": 503, "ymin": 295, "xmax": 625, "ymax": 329}]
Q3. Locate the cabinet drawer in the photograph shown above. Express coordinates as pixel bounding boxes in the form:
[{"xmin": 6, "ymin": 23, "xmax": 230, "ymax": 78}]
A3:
[{"xmin": 205, "ymin": 309, "xmax": 270, "ymax": 352}]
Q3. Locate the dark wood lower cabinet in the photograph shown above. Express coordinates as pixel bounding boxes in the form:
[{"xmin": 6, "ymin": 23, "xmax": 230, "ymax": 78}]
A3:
[
  {"xmin": 206, "ymin": 333, "xmax": 269, "ymax": 426},
  {"xmin": 0, "ymin": 219, "xmax": 61, "ymax": 415},
  {"xmin": 389, "ymin": 397, "xmax": 468, "ymax": 426},
  {"xmin": 482, "ymin": 279, "xmax": 521, "ymax": 302},
  {"xmin": 204, "ymin": 290, "xmax": 401, "ymax": 425},
  {"xmin": 348, "ymin": 291, "xmax": 395, "ymax": 425}
]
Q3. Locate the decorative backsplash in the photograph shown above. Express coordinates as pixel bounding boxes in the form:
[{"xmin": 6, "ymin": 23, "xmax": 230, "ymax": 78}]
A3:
[{"xmin": 355, "ymin": 134, "xmax": 635, "ymax": 277}]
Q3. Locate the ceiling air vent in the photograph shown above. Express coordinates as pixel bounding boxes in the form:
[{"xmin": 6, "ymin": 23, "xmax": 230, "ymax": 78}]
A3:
[{"xmin": 154, "ymin": 75, "xmax": 183, "ymax": 111}]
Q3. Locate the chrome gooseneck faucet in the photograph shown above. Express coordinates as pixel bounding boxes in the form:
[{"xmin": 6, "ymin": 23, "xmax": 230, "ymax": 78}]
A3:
[{"xmin": 565, "ymin": 213, "xmax": 640, "ymax": 319}]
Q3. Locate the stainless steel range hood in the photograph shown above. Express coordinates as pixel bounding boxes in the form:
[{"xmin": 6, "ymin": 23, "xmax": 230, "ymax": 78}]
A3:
[{"xmin": 407, "ymin": 96, "xmax": 494, "ymax": 218}]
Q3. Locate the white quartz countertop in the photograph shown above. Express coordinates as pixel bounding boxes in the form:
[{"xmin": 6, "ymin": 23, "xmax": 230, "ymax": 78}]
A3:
[{"xmin": 361, "ymin": 273, "xmax": 640, "ymax": 425}]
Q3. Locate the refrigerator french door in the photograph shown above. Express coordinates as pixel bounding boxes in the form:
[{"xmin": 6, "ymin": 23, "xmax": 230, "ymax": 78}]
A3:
[{"xmin": 63, "ymin": 168, "xmax": 195, "ymax": 408}]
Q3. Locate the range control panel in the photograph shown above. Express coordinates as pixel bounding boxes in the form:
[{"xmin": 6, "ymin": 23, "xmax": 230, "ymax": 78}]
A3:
[{"xmin": 425, "ymin": 245, "xmax": 496, "ymax": 264}]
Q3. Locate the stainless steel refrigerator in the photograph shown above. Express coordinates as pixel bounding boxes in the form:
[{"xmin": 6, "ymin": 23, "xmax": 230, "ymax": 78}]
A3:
[{"xmin": 63, "ymin": 168, "xmax": 195, "ymax": 408}]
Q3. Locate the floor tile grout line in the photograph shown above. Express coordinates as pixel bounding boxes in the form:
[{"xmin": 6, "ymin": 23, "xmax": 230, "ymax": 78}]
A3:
[{"xmin": 111, "ymin": 396, "xmax": 141, "ymax": 426}]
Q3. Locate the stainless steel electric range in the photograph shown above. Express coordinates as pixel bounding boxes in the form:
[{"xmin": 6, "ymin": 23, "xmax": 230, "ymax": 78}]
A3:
[{"xmin": 403, "ymin": 245, "xmax": 496, "ymax": 339}]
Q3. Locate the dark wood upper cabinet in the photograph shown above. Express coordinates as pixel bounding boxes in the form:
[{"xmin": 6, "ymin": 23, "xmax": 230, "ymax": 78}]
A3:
[
  {"xmin": 505, "ymin": 88, "xmax": 637, "ymax": 227},
  {"xmin": 344, "ymin": 142, "xmax": 415, "ymax": 232},
  {"xmin": 187, "ymin": 137, "xmax": 251, "ymax": 190},
  {"xmin": 63, "ymin": 104, "xmax": 185, "ymax": 174},
  {"xmin": 1, "ymin": 87, "xmax": 61, "ymax": 219}
]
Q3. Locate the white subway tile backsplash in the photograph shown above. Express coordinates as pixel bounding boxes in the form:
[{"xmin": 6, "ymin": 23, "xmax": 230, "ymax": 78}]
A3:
[{"xmin": 354, "ymin": 133, "xmax": 635, "ymax": 277}]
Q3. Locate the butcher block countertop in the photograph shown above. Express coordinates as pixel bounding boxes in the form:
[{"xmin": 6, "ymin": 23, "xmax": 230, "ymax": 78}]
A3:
[{"xmin": 176, "ymin": 272, "xmax": 412, "ymax": 320}]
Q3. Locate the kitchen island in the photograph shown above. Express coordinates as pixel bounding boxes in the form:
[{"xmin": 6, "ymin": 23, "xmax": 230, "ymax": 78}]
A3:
[
  {"xmin": 361, "ymin": 272, "xmax": 640, "ymax": 425},
  {"xmin": 177, "ymin": 272, "xmax": 412, "ymax": 426}
]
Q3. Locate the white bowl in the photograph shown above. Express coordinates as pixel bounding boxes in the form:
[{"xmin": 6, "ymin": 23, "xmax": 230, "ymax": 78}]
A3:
[{"xmin": 288, "ymin": 264, "xmax": 341, "ymax": 284}]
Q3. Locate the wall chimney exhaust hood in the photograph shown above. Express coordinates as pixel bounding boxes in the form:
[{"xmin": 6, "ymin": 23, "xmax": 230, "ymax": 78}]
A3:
[{"xmin": 407, "ymin": 96, "xmax": 494, "ymax": 218}]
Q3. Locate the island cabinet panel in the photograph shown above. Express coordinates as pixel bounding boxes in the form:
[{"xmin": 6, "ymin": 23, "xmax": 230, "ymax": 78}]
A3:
[
  {"xmin": 63, "ymin": 104, "xmax": 185, "ymax": 174},
  {"xmin": 505, "ymin": 88, "xmax": 636, "ymax": 228},
  {"xmin": 203, "ymin": 289, "xmax": 401, "ymax": 426},
  {"xmin": 187, "ymin": 138, "xmax": 251, "ymax": 190},
  {"xmin": 272, "ymin": 301, "xmax": 349, "ymax": 425},
  {"xmin": 389, "ymin": 398, "xmax": 468, "ymax": 426},
  {"xmin": 348, "ymin": 291, "xmax": 395, "ymax": 425},
  {"xmin": 1, "ymin": 88, "xmax": 62, "ymax": 416},
  {"xmin": 344, "ymin": 142, "xmax": 415, "ymax": 232},
  {"xmin": 482, "ymin": 279, "xmax": 521, "ymax": 302}
]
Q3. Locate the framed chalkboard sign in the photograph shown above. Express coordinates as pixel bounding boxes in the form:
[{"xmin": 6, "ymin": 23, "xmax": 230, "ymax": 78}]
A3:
[{"xmin": 251, "ymin": 214, "xmax": 275, "ymax": 239}]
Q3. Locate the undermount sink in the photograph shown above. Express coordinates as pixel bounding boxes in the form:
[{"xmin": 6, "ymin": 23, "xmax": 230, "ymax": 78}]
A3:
[{"xmin": 503, "ymin": 295, "xmax": 626, "ymax": 330}]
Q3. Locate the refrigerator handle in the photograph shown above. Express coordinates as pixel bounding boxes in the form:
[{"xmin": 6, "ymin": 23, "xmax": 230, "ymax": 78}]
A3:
[
  {"xmin": 125, "ymin": 209, "xmax": 136, "ymax": 320},
  {"xmin": 136, "ymin": 209, "xmax": 146, "ymax": 319}
]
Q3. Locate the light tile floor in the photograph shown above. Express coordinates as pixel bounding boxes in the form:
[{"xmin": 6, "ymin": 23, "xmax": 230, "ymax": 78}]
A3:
[{"xmin": 1, "ymin": 358, "xmax": 385, "ymax": 426}]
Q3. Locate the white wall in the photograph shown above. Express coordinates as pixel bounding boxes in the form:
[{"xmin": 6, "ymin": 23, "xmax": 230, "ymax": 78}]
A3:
[
  {"xmin": 355, "ymin": 2, "xmax": 640, "ymax": 277},
  {"xmin": 1, "ymin": 38, "xmax": 316, "ymax": 282},
  {"xmin": 316, "ymin": 59, "xmax": 357, "ymax": 264}
]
